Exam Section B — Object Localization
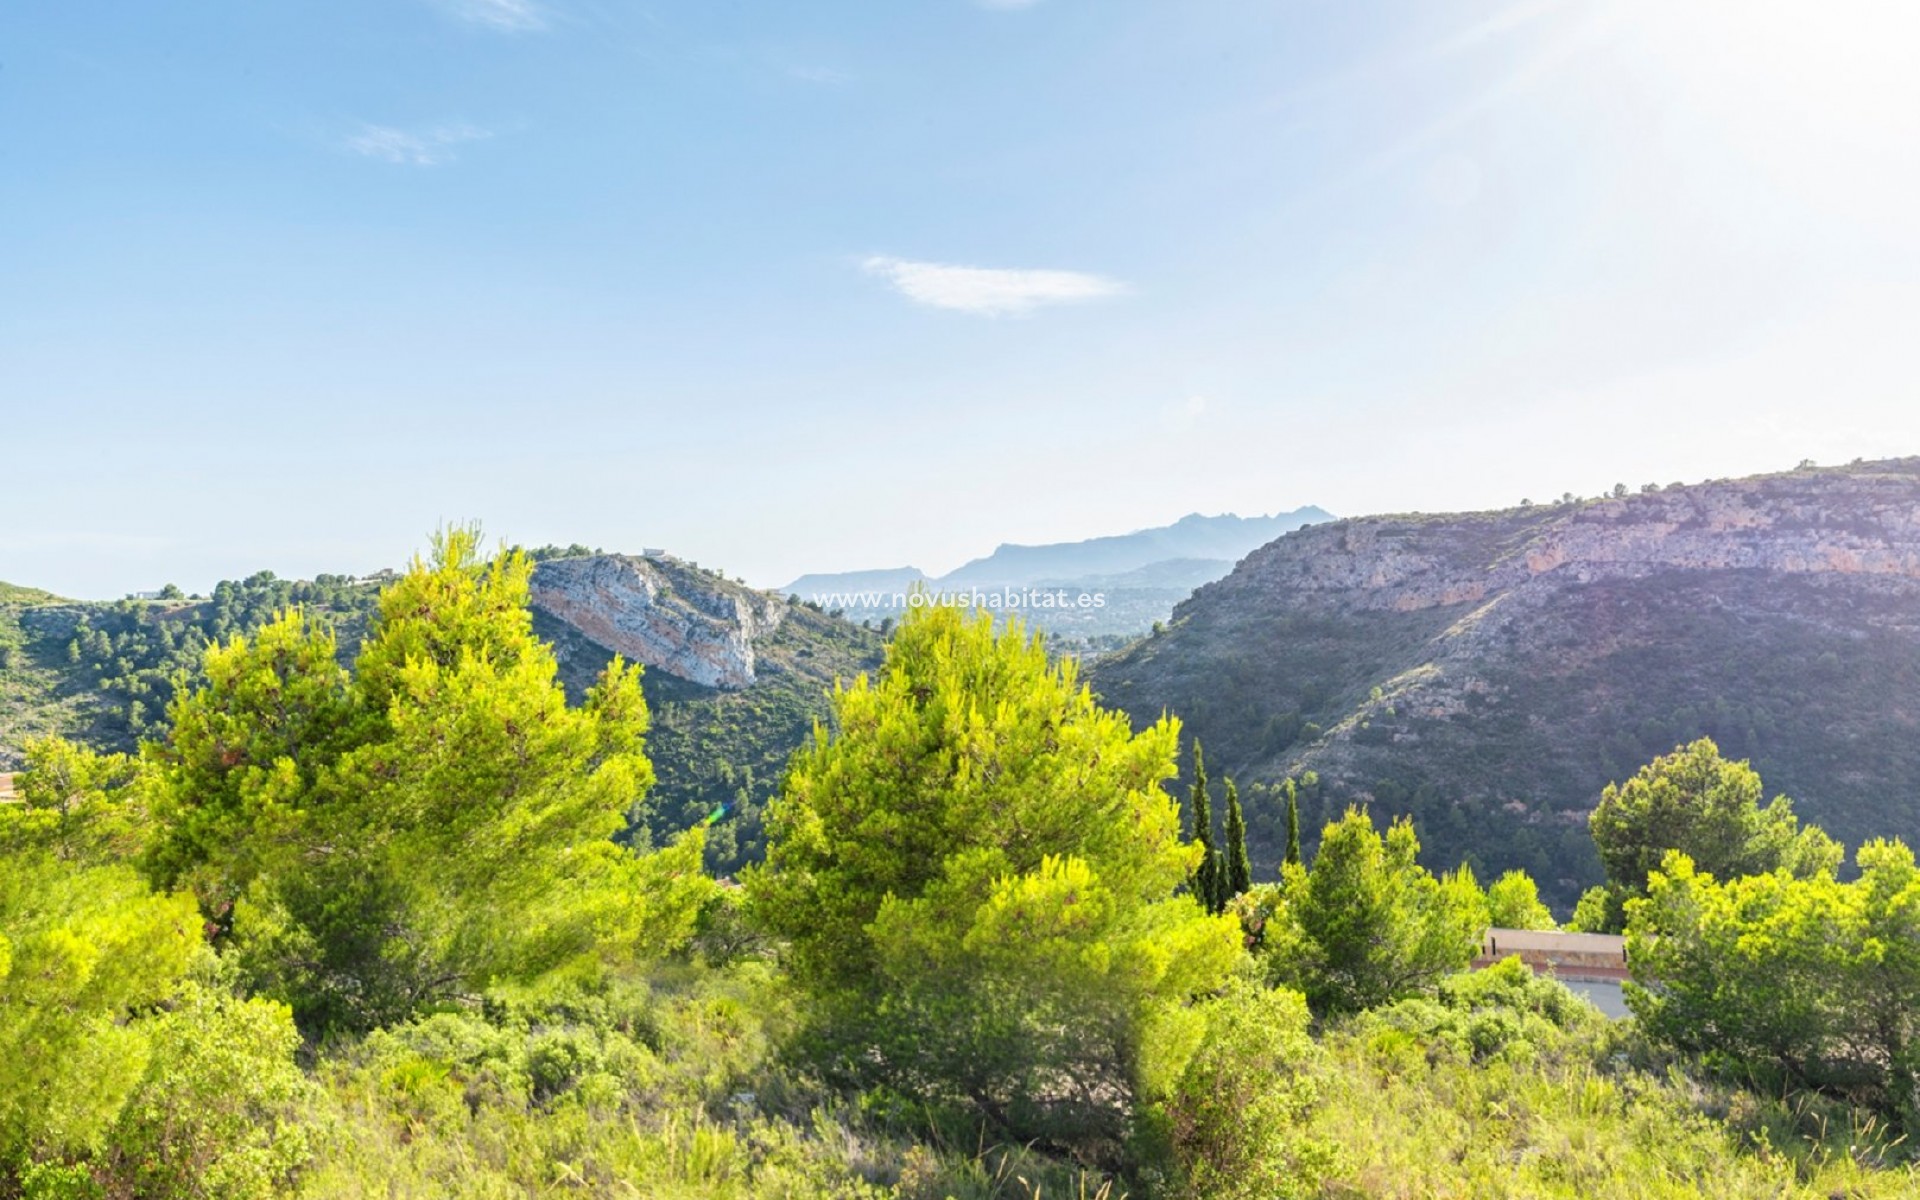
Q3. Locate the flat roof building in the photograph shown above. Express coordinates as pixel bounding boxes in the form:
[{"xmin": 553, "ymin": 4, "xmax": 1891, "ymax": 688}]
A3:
[{"xmin": 1474, "ymin": 927, "xmax": 1632, "ymax": 1019}]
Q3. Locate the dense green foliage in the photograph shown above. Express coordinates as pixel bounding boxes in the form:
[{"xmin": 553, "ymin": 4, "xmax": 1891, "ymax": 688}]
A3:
[
  {"xmin": 1258, "ymin": 808, "xmax": 1487, "ymax": 1015},
  {"xmin": 0, "ymin": 852, "xmax": 200, "ymax": 1168},
  {"xmin": 1582, "ymin": 738, "xmax": 1840, "ymax": 931},
  {"xmin": 1152, "ymin": 981, "xmax": 1332, "ymax": 1200},
  {"xmin": 1183, "ymin": 750, "xmax": 1253, "ymax": 915},
  {"xmin": 0, "ymin": 741, "xmax": 317, "ymax": 1199},
  {"xmin": 2, "ymin": 557, "xmax": 884, "ymax": 885},
  {"xmin": 1187, "ymin": 744, "xmax": 1223, "ymax": 913},
  {"xmin": 0, "ymin": 574, "xmax": 379, "ymax": 769},
  {"xmin": 142, "ymin": 530, "xmax": 714, "ymax": 1035},
  {"xmin": 0, "ymin": 735, "xmax": 142, "ymax": 864},
  {"xmin": 1221, "ymin": 779, "xmax": 1252, "ymax": 900},
  {"xmin": 72, "ymin": 577, "xmax": 372, "ymax": 743},
  {"xmin": 534, "ymin": 595, "xmax": 885, "ymax": 877},
  {"xmin": 1485, "ymin": 868, "xmax": 1558, "ymax": 930},
  {"xmin": 749, "ymin": 606, "xmax": 1241, "ymax": 1160},
  {"xmin": 1628, "ymin": 842, "xmax": 1920, "ymax": 1124},
  {"xmin": 1282, "ymin": 777, "xmax": 1303, "ymax": 868}
]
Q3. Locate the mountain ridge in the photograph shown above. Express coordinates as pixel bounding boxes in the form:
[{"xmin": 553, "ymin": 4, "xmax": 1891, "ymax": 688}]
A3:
[
  {"xmin": 783, "ymin": 507, "xmax": 1333, "ymax": 639},
  {"xmin": 937, "ymin": 507, "xmax": 1335, "ymax": 586},
  {"xmin": 785, "ymin": 508, "xmax": 1333, "ymax": 594},
  {"xmin": 1089, "ymin": 459, "xmax": 1920, "ymax": 906}
]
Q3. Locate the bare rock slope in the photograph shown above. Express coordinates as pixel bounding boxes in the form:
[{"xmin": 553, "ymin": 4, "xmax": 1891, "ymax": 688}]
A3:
[{"xmin": 531, "ymin": 554, "xmax": 787, "ymax": 690}]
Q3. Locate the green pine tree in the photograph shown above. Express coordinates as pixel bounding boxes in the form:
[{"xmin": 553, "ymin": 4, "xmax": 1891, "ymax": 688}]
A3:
[
  {"xmin": 1284, "ymin": 778, "xmax": 1303, "ymax": 868},
  {"xmin": 1223, "ymin": 778, "xmax": 1252, "ymax": 901},
  {"xmin": 748, "ymin": 604, "xmax": 1241, "ymax": 1149}
]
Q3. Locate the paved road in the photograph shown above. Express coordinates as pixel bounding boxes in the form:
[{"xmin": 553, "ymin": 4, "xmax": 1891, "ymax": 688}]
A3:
[{"xmin": 1564, "ymin": 979, "xmax": 1630, "ymax": 1020}]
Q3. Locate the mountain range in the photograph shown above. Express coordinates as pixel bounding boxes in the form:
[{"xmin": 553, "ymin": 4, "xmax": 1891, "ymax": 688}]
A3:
[
  {"xmin": 14, "ymin": 463, "xmax": 1920, "ymax": 908},
  {"xmin": 784, "ymin": 507, "xmax": 1333, "ymax": 639}
]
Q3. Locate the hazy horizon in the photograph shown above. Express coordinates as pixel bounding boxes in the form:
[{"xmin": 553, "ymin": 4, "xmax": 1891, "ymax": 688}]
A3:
[
  {"xmin": 9, "ymin": 457, "xmax": 1911, "ymax": 601},
  {"xmin": 6, "ymin": 1, "xmax": 1919, "ymax": 599}
]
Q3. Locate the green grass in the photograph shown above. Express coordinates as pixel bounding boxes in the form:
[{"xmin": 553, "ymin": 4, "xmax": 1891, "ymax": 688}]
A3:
[
  {"xmin": 1310, "ymin": 1018, "xmax": 1917, "ymax": 1199},
  {"xmin": 285, "ymin": 957, "xmax": 1919, "ymax": 1199}
]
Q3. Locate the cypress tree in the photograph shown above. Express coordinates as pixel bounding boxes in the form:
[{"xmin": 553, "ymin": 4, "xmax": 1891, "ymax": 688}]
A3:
[
  {"xmin": 1189, "ymin": 742, "xmax": 1219, "ymax": 911},
  {"xmin": 1284, "ymin": 778, "xmax": 1303, "ymax": 869},
  {"xmin": 1223, "ymin": 779, "xmax": 1252, "ymax": 901}
]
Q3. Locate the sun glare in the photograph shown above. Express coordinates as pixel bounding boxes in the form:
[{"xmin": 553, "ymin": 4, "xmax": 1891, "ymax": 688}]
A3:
[{"xmin": 1614, "ymin": 0, "xmax": 1920, "ymax": 238}]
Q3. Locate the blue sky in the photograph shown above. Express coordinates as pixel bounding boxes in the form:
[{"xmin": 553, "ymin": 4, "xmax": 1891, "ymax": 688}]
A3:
[{"xmin": 4, "ymin": 0, "xmax": 1918, "ymax": 598}]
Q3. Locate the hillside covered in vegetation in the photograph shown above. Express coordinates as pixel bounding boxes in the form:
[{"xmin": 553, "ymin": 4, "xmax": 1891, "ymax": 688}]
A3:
[
  {"xmin": 0, "ymin": 574, "xmax": 385, "ymax": 759},
  {"xmin": 1091, "ymin": 459, "xmax": 1920, "ymax": 906},
  {"xmin": 0, "ymin": 550, "xmax": 882, "ymax": 877},
  {"xmin": 3, "ymin": 536, "xmax": 1915, "ymax": 1199},
  {"xmin": 530, "ymin": 552, "xmax": 884, "ymax": 873}
]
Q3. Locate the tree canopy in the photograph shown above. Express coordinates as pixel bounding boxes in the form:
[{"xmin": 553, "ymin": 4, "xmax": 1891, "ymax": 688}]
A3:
[
  {"xmin": 1485, "ymin": 869, "xmax": 1556, "ymax": 931},
  {"xmin": 1585, "ymin": 738, "xmax": 1841, "ymax": 931},
  {"xmin": 1627, "ymin": 839, "xmax": 1920, "ymax": 1120},
  {"xmin": 1262, "ymin": 808, "xmax": 1487, "ymax": 1015},
  {"xmin": 142, "ymin": 528, "xmax": 710, "ymax": 1033},
  {"xmin": 748, "ymin": 604, "xmax": 1241, "ymax": 1155}
]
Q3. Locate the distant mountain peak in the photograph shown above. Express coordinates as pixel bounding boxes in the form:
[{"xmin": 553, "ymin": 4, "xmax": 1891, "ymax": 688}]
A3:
[
  {"xmin": 936, "ymin": 507, "xmax": 1332, "ymax": 588},
  {"xmin": 779, "ymin": 507, "xmax": 1333, "ymax": 638}
]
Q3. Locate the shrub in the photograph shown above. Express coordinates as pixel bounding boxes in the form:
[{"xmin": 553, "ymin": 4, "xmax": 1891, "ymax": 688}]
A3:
[
  {"xmin": 1155, "ymin": 981, "xmax": 1337, "ymax": 1200},
  {"xmin": 106, "ymin": 984, "xmax": 317, "ymax": 1200}
]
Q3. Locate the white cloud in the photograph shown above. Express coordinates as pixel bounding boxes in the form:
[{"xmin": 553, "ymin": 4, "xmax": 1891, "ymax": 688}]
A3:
[
  {"xmin": 345, "ymin": 123, "xmax": 493, "ymax": 167},
  {"xmin": 1163, "ymin": 394, "xmax": 1210, "ymax": 431},
  {"xmin": 787, "ymin": 65, "xmax": 850, "ymax": 86},
  {"xmin": 861, "ymin": 257, "xmax": 1130, "ymax": 317},
  {"xmin": 434, "ymin": 0, "xmax": 545, "ymax": 32}
]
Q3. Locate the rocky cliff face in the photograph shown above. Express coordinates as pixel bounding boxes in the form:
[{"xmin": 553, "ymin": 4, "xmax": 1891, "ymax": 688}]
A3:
[
  {"xmin": 530, "ymin": 555, "xmax": 787, "ymax": 690},
  {"xmin": 1091, "ymin": 460, "xmax": 1920, "ymax": 906},
  {"xmin": 1218, "ymin": 468, "xmax": 1920, "ymax": 614}
]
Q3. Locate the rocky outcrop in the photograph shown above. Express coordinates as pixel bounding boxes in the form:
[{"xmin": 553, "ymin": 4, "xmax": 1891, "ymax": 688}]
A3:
[
  {"xmin": 530, "ymin": 555, "xmax": 786, "ymax": 690},
  {"xmin": 1214, "ymin": 464, "xmax": 1920, "ymax": 616}
]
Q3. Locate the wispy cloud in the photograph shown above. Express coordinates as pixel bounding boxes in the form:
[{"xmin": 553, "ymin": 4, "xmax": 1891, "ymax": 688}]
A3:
[
  {"xmin": 862, "ymin": 257, "xmax": 1130, "ymax": 317},
  {"xmin": 1163, "ymin": 394, "xmax": 1210, "ymax": 431},
  {"xmin": 787, "ymin": 64, "xmax": 850, "ymax": 86},
  {"xmin": 344, "ymin": 123, "xmax": 493, "ymax": 167},
  {"xmin": 433, "ymin": 0, "xmax": 546, "ymax": 32}
]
